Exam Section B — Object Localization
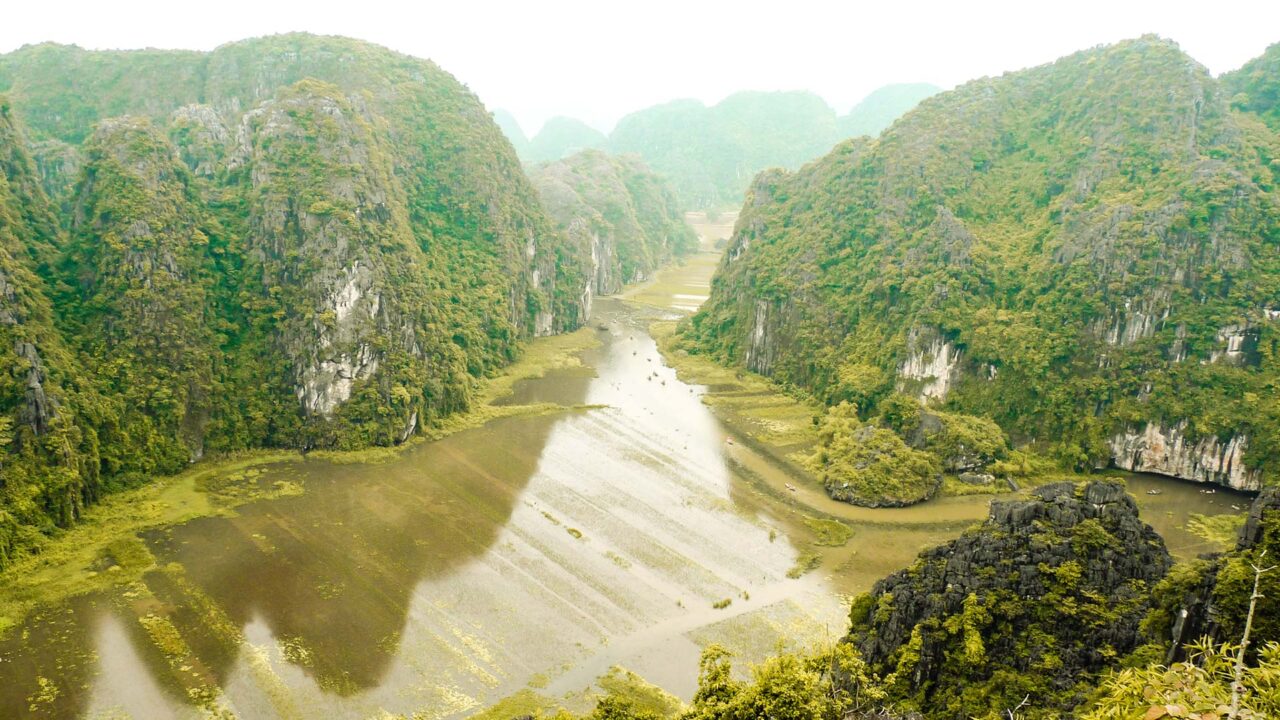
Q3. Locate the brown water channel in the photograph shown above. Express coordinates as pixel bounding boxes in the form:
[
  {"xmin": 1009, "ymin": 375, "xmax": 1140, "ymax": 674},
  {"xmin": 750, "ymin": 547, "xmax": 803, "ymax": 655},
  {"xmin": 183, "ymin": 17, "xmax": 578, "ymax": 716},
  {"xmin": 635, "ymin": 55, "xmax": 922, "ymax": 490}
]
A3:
[{"xmin": 0, "ymin": 214, "xmax": 1250, "ymax": 719}]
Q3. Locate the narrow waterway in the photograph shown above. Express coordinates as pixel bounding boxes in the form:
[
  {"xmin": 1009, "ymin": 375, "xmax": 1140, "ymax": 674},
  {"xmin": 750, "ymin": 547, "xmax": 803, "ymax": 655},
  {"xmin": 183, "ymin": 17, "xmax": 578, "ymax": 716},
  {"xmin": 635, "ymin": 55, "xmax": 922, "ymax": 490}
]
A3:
[{"xmin": 0, "ymin": 213, "xmax": 1250, "ymax": 719}]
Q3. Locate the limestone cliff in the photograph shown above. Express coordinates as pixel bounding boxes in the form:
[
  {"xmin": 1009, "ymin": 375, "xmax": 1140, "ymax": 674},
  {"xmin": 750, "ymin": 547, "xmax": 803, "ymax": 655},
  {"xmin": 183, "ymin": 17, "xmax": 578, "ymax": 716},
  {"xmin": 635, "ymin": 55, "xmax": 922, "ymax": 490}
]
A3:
[
  {"xmin": 531, "ymin": 150, "xmax": 694, "ymax": 299},
  {"xmin": 67, "ymin": 116, "xmax": 218, "ymax": 468},
  {"xmin": 0, "ymin": 98, "xmax": 103, "ymax": 564},
  {"xmin": 687, "ymin": 37, "xmax": 1280, "ymax": 489},
  {"xmin": 847, "ymin": 481, "xmax": 1172, "ymax": 717},
  {"xmin": 0, "ymin": 34, "xmax": 594, "ymax": 563}
]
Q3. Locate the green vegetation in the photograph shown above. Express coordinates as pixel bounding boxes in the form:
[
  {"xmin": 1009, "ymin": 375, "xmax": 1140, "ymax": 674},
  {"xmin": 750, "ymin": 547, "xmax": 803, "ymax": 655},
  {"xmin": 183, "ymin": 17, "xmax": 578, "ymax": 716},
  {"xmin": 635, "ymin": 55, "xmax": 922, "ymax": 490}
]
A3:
[
  {"xmin": 0, "ymin": 33, "xmax": 605, "ymax": 568},
  {"xmin": 1224, "ymin": 41, "xmax": 1280, "ymax": 132},
  {"xmin": 1085, "ymin": 640, "xmax": 1280, "ymax": 719},
  {"xmin": 684, "ymin": 36, "xmax": 1280, "ymax": 487},
  {"xmin": 532, "ymin": 149, "xmax": 696, "ymax": 293},
  {"xmin": 805, "ymin": 402, "xmax": 941, "ymax": 506}
]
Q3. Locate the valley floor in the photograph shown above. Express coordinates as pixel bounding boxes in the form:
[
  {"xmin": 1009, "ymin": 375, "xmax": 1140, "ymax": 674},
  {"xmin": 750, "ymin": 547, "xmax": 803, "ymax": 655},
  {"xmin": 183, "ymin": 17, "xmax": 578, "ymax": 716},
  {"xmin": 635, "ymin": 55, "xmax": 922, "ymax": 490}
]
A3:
[{"xmin": 0, "ymin": 213, "xmax": 1249, "ymax": 720}]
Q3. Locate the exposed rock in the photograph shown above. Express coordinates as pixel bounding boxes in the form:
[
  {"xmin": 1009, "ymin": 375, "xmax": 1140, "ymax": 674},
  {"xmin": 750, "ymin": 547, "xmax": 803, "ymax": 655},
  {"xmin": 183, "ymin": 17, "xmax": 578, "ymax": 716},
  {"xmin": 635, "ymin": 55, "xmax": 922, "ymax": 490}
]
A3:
[
  {"xmin": 238, "ymin": 83, "xmax": 417, "ymax": 423},
  {"xmin": 169, "ymin": 103, "xmax": 230, "ymax": 177},
  {"xmin": 1109, "ymin": 421, "xmax": 1262, "ymax": 491},
  {"xmin": 848, "ymin": 481, "xmax": 1171, "ymax": 716},
  {"xmin": 897, "ymin": 327, "xmax": 961, "ymax": 402},
  {"xmin": 530, "ymin": 149, "xmax": 694, "ymax": 299}
]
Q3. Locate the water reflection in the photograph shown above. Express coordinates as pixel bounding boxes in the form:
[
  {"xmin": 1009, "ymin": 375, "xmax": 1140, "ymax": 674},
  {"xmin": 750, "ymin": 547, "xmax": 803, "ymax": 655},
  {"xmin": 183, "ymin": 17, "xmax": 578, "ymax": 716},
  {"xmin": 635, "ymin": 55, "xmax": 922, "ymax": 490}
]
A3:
[{"xmin": 0, "ymin": 291, "xmax": 1255, "ymax": 719}]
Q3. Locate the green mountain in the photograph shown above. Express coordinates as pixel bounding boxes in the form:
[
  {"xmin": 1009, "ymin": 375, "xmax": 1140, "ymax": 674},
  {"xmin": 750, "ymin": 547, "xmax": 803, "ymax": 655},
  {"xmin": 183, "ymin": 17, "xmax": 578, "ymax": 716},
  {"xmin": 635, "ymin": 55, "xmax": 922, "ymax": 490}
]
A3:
[
  {"xmin": 0, "ymin": 34, "xmax": 598, "ymax": 566},
  {"xmin": 525, "ymin": 116, "xmax": 608, "ymax": 163},
  {"xmin": 491, "ymin": 108, "xmax": 530, "ymax": 158},
  {"xmin": 838, "ymin": 82, "xmax": 941, "ymax": 137},
  {"xmin": 0, "ymin": 99, "xmax": 104, "ymax": 567},
  {"xmin": 609, "ymin": 91, "xmax": 839, "ymax": 209},
  {"xmin": 1224, "ymin": 41, "xmax": 1280, "ymax": 132},
  {"xmin": 684, "ymin": 36, "xmax": 1280, "ymax": 497},
  {"xmin": 531, "ymin": 149, "xmax": 696, "ymax": 298}
]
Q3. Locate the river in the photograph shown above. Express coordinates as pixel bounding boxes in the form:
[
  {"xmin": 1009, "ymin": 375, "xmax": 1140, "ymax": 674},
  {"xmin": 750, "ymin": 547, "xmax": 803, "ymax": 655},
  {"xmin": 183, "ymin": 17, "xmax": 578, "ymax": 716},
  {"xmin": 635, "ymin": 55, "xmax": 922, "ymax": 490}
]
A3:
[{"xmin": 0, "ymin": 212, "xmax": 1251, "ymax": 719}]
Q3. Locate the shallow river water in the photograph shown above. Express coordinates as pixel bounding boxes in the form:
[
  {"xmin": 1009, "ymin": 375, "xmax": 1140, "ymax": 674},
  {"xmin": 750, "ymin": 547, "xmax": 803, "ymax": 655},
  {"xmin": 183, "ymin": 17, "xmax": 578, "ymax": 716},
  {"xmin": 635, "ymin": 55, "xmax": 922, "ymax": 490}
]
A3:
[{"xmin": 0, "ymin": 215, "xmax": 1252, "ymax": 719}]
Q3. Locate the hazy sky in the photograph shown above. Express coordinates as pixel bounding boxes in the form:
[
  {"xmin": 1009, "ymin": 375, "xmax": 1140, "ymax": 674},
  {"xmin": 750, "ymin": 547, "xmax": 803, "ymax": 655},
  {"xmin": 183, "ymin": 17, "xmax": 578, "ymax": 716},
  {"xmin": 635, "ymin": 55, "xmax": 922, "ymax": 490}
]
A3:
[{"xmin": 2, "ymin": 0, "xmax": 1277, "ymax": 135}]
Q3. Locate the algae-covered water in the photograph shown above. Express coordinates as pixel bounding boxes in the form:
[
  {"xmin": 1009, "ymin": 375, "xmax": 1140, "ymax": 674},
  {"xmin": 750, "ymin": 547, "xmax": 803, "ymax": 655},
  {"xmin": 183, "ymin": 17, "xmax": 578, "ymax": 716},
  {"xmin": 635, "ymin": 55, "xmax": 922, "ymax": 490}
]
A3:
[{"xmin": 0, "ymin": 213, "xmax": 1249, "ymax": 719}]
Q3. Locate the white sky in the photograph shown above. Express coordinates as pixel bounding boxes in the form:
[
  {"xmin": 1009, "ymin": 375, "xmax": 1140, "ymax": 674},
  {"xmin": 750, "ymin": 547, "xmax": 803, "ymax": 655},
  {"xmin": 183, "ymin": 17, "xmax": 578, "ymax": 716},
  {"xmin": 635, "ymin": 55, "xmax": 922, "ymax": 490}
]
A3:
[{"xmin": 1, "ymin": 0, "xmax": 1277, "ymax": 135}]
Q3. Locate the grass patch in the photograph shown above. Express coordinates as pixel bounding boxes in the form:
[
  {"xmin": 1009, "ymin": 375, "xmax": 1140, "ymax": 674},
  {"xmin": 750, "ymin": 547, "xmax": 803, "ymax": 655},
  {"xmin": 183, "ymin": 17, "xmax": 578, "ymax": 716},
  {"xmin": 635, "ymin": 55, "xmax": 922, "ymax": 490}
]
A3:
[
  {"xmin": 712, "ymin": 598, "xmax": 733, "ymax": 610},
  {"xmin": 469, "ymin": 689, "xmax": 559, "ymax": 720},
  {"xmin": 803, "ymin": 517, "xmax": 853, "ymax": 547},
  {"xmin": 596, "ymin": 665, "xmax": 685, "ymax": 718},
  {"xmin": 940, "ymin": 475, "xmax": 1005, "ymax": 496},
  {"xmin": 1186, "ymin": 513, "xmax": 1246, "ymax": 550},
  {"xmin": 786, "ymin": 550, "xmax": 823, "ymax": 579}
]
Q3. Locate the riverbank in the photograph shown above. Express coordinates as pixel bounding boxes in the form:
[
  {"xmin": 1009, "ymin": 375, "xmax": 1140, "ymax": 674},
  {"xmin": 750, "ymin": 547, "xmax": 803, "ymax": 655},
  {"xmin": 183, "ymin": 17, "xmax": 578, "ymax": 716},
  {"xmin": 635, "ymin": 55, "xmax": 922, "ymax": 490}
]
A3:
[{"xmin": 0, "ymin": 326, "xmax": 603, "ymax": 637}]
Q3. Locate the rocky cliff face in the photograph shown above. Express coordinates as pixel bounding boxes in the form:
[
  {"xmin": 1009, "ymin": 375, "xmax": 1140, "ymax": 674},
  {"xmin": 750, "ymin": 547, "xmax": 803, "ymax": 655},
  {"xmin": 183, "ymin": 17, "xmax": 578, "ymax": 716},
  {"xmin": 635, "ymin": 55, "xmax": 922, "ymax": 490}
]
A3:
[
  {"xmin": 847, "ymin": 481, "xmax": 1172, "ymax": 717},
  {"xmin": 234, "ymin": 82, "xmax": 429, "ymax": 441},
  {"xmin": 0, "ymin": 34, "xmax": 594, "ymax": 564},
  {"xmin": 687, "ymin": 37, "xmax": 1280, "ymax": 489},
  {"xmin": 68, "ymin": 116, "xmax": 218, "ymax": 468},
  {"xmin": 0, "ymin": 99, "xmax": 105, "ymax": 564},
  {"xmin": 531, "ymin": 150, "xmax": 694, "ymax": 298},
  {"xmin": 1109, "ymin": 422, "xmax": 1263, "ymax": 491}
]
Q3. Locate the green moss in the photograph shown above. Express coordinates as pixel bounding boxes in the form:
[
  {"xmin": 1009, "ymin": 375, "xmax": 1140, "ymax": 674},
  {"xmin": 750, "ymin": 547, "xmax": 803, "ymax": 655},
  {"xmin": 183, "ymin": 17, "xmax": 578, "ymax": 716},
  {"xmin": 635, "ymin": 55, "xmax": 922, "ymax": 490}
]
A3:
[{"xmin": 802, "ymin": 517, "xmax": 853, "ymax": 547}]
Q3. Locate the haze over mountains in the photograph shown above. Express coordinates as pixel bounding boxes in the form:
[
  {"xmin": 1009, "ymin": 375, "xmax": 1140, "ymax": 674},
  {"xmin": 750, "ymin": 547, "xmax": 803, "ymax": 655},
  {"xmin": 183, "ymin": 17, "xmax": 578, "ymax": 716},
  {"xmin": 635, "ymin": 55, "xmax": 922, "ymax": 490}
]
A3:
[
  {"xmin": 496, "ymin": 83, "xmax": 942, "ymax": 208},
  {"xmin": 0, "ymin": 20, "xmax": 1279, "ymax": 720}
]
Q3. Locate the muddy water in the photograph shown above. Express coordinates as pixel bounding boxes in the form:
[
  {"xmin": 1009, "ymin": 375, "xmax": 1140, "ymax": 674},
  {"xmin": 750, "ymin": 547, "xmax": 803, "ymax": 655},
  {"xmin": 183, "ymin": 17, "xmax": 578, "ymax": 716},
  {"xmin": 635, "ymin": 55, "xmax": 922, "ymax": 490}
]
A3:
[{"xmin": 0, "ymin": 213, "xmax": 1250, "ymax": 719}]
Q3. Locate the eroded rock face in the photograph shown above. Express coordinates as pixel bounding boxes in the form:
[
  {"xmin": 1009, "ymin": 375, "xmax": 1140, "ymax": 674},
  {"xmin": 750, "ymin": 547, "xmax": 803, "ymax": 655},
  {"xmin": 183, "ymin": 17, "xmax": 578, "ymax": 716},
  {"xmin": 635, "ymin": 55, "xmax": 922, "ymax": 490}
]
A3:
[
  {"xmin": 237, "ymin": 83, "xmax": 419, "ymax": 423},
  {"xmin": 848, "ymin": 481, "xmax": 1171, "ymax": 713},
  {"xmin": 531, "ymin": 149, "xmax": 695, "ymax": 302},
  {"xmin": 1109, "ymin": 421, "xmax": 1262, "ymax": 491},
  {"xmin": 897, "ymin": 327, "xmax": 961, "ymax": 402}
]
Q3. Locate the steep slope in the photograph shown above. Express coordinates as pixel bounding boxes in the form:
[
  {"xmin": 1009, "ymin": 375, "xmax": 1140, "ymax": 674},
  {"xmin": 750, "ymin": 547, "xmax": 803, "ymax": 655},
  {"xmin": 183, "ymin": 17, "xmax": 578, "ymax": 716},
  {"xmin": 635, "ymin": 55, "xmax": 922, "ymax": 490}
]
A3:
[
  {"xmin": 62, "ymin": 117, "xmax": 219, "ymax": 471},
  {"xmin": 0, "ymin": 99, "xmax": 104, "ymax": 565},
  {"xmin": 491, "ymin": 108, "xmax": 531, "ymax": 159},
  {"xmin": 525, "ymin": 116, "xmax": 608, "ymax": 163},
  {"xmin": 686, "ymin": 36, "xmax": 1280, "ymax": 491},
  {"xmin": 0, "ymin": 34, "xmax": 593, "ymax": 562},
  {"xmin": 1224, "ymin": 42, "xmax": 1280, "ymax": 132},
  {"xmin": 610, "ymin": 91, "xmax": 840, "ymax": 208},
  {"xmin": 846, "ymin": 481, "xmax": 1171, "ymax": 718},
  {"xmin": 531, "ymin": 150, "xmax": 695, "ymax": 299},
  {"xmin": 838, "ymin": 82, "xmax": 941, "ymax": 137}
]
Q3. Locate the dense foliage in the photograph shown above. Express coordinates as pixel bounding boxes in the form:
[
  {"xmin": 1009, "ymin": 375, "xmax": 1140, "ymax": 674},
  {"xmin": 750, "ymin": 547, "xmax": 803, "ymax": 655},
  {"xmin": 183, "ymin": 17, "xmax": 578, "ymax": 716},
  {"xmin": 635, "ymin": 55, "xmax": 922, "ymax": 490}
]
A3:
[
  {"xmin": 806, "ymin": 402, "xmax": 941, "ymax": 506},
  {"xmin": 531, "ymin": 150, "xmax": 696, "ymax": 294},
  {"xmin": 0, "ymin": 34, "xmax": 622, "ymax": 567},
  {"xmin": 684, "ymin": 37, "xmax": 1280, "ymax": 486},
  {"xmin": 1225, "ymin": 42, "xmax": 1280, "ymax": 132}
]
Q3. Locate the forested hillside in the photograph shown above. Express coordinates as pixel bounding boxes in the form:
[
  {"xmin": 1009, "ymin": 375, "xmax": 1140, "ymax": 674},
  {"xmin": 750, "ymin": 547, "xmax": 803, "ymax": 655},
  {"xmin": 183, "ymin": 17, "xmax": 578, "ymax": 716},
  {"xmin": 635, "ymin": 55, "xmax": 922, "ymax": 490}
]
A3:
[
  {"xmin": 531, "ymin": 150, "xmax": 695, "ymax": 299},
  {"xmin": 683, "ymin": 36, "xmax": 1280, "ymax": 498},
  {"xmin": 837, "ymin": 82, "xmax": 941, "ymax": 138},
  {"xmin": 0, "ymin": 34, "xmax": 601, "ymax": 566}
]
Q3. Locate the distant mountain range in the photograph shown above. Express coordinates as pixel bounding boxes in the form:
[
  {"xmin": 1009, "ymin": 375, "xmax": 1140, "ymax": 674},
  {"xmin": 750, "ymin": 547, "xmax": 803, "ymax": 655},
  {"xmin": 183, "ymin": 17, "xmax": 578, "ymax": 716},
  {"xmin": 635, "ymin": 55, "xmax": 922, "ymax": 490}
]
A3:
[{"xmin": 494, "ymin": 83, "xmax": 941, "ymax": 208}]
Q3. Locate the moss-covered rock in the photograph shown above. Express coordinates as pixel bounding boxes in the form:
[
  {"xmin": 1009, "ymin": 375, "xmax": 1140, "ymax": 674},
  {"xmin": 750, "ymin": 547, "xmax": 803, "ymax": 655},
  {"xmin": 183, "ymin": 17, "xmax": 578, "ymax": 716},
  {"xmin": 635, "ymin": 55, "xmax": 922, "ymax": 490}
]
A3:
[{"xmin": 846, "ymin": 481, "xmax": 1172, "ymax": 718}]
